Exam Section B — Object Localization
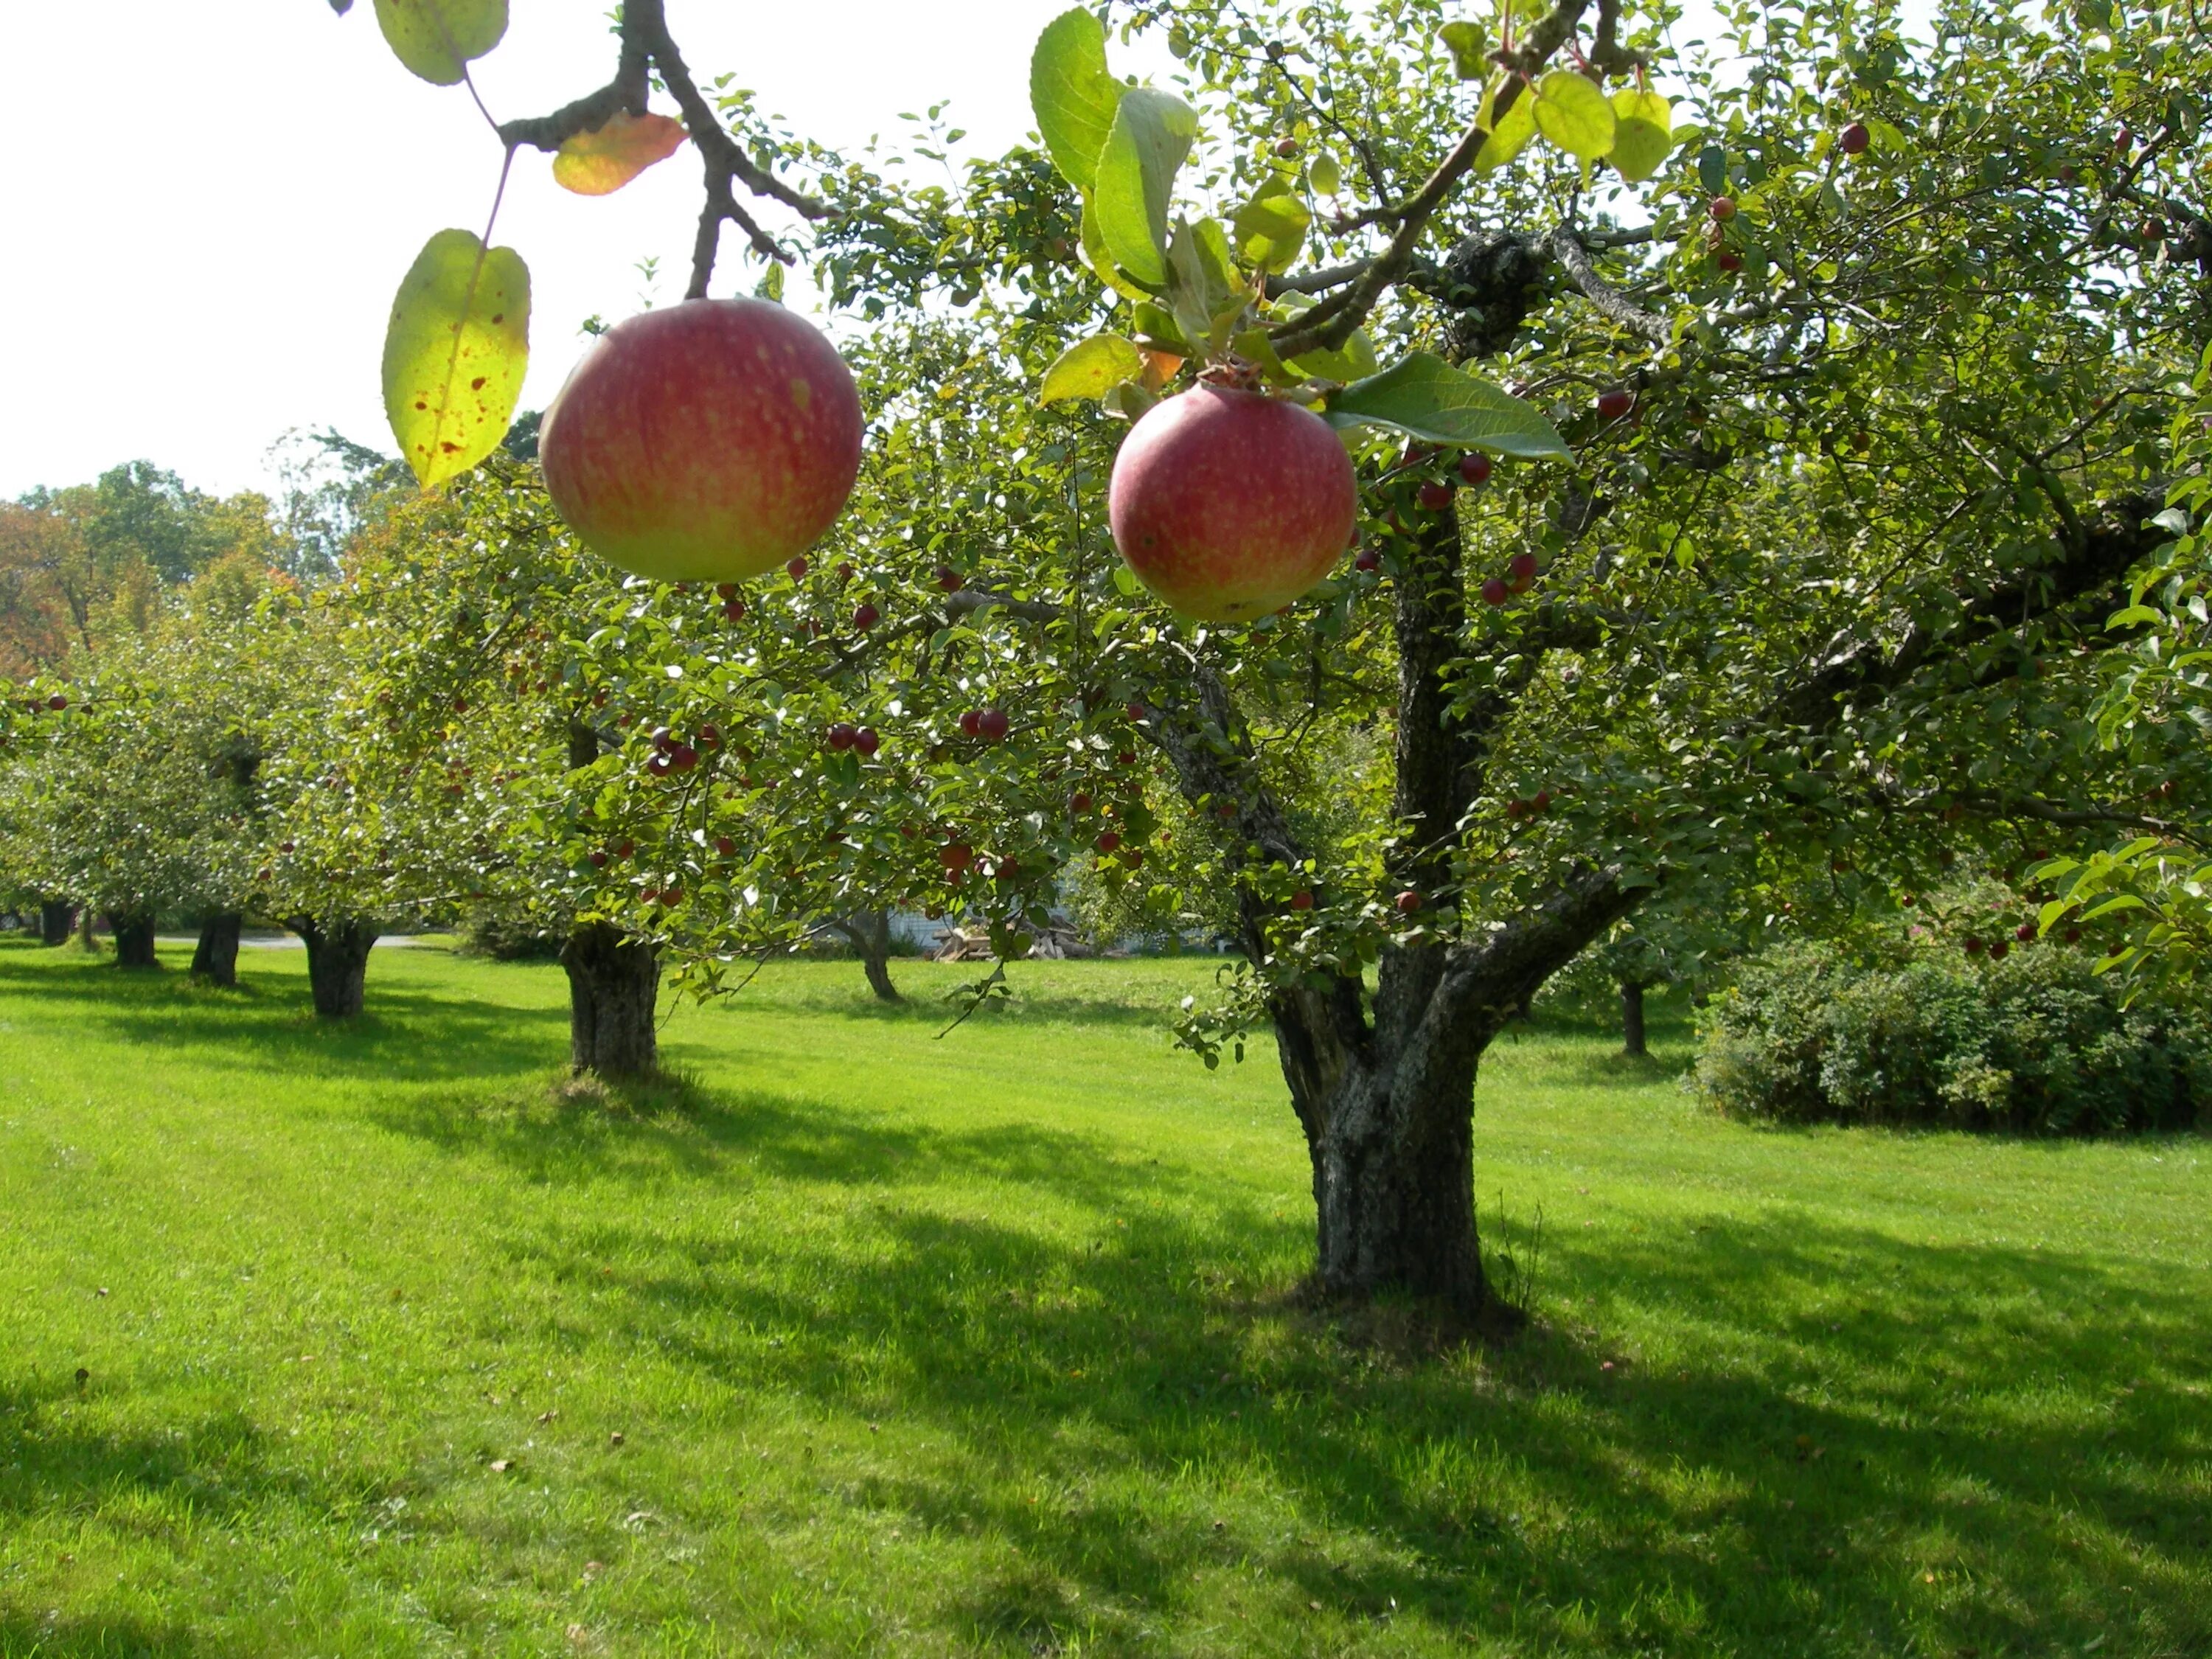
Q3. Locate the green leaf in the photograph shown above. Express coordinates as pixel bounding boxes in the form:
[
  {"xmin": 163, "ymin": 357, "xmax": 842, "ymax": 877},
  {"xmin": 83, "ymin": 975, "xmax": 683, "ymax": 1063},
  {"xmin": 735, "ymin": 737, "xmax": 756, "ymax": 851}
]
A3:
[
  {"xmin": 1473, "ymin": 86, "xmax": 1537, "ymax": 172},
  {"xmin": 372, "ymin": 0, "xmax": 507, "ymax": 86},
  {"xmin": 1080, "ymin": 199, "xmax": 1154, "ymax": 300},
  {"xmin": 1308, "ymin": 151, "xmax": 1342, "ymax": 195},
  {"xmin": 1531, "ymin": 70, "xmax": 1615, "ymax": 162},
  {"xmin": 1609, "ymin": 88, "xmax": 1672, "ymax": 182},
  {"xmin": 1325, "ymin": 352, "xmax": 1569, "ymax": 459},
  {"xmin": 1093, "ymin": 87, "xmax": 1197, "ymax": 288},
  {"xmin": 1438, "ymin": 21, "xmax": 1489, "ymax": 79},
  {"xmin": 1273, "ymin": 293, "xmax": 1378, "ymax": 383},
  {"xmin": 1699, "ymin": 143, "xmax": 1728, "ymax": 195},
  {"xmin": 1232, "ymin": 185, "xmax": 1310, "ymax": 275},
  {"xmin": 1029, "ymin": 8, "xmax": 1124, "ymax": 195},
  {"xmin": 383, "ymin": 228, "xmax": 530, "ymax": 487},
  {"xmin": 1039, "ymin": 334, "xmax": 1146, "ymax": 405}
]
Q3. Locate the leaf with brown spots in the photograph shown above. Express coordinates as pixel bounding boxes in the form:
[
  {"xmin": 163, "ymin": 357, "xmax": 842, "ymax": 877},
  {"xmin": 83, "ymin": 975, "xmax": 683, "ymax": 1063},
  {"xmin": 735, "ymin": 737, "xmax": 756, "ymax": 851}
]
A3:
[
  {"xmin": 382, "ymin": 228, "xmax": 530, "ymax": 487},
  {"xmin": 552, "ymin": 112, "xmax": 688, "ymax": 196}
]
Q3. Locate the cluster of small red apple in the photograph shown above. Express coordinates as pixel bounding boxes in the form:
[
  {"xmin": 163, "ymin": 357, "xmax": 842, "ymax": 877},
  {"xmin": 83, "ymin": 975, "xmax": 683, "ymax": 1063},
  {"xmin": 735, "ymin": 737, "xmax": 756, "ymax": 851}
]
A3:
[
  {"xmin": 19, "ymin": 694, "xmax": 69, "ymax": 713},
  {"xmin": 1477, "ymin": 552, "xmax": 1543, "ymax": 608},
  {"xmin": 641, "ymin": 723, "xmax": 723, "ymax": 777}
]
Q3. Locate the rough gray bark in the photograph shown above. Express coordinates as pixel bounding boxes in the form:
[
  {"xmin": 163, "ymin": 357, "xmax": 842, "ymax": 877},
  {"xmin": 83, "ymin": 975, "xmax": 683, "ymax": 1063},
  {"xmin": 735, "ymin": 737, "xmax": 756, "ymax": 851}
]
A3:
[
  {"xmin": 38, "ymin": 900, "xmax": 73, "ymax": 946},
  {"xmin": 288, "ymin": 916, "xmax": 379, "ymax": 1018},
  {"xmin": 108, "ymin": 911, "xmax": 158, "ymax": 969},
  {"xmin": 192, "ymin": 913, "xmax": 243, "ymax": 987},
  {"xmin": 1621, "ymin": 980, "xmax": 1648, "ymax": 1057},
  {"xmin": 561, "ymin": 920, "xmax": 661, "ymax": 1077}
]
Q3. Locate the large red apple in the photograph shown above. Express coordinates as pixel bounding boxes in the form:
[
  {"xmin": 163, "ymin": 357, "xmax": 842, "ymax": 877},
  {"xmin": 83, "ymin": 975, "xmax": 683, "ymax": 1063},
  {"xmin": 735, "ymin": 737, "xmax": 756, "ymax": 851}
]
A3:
[
  {"xmin": 1107, "ymin": 386, "xmax": 1357, "ymax": 622},
  {"xmin": 540, "ymin": 299, "xmax": 863, "ymax": 582}
]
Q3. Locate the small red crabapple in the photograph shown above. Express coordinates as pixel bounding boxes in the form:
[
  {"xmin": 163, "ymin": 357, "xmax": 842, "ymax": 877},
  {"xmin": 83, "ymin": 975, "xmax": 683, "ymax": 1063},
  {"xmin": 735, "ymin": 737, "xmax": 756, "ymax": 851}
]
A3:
[
  {"xmin": 1395, "ymin": 890, "xmax": 1422, "ymax": 915},
  {"xmin": 1839, "ymin": 122, "xmax": 1870, "ymax": 156},
  {"xmin": 1459, "ymin": 453, "xmax": 1492, "ymax": 487},
  {"xmin": 1354, "ymin": 548, "xmax": 1380, "ymax": 572},
  {"xmin": 855, "ymin": 728, "xmax": 881, "ymax": 757},
  {"xmin": 1290, "ymin": 890, "xmax": 1313, "ymax": 911},
  {"xmin": 978, "ymin": 708, "xmax": 1011, "ymax": 742},
  {"xmin": 853, "ymin": 602, "xmax": 880, "ymax": 630},
  {"xmin": 1596, "ymin": 389, "xmax": 1635, "ymax": 421},
  {"xmin": 1708, "ymin": 195, "xmax": 1736, "ymax": 220},
  {"xmin": 786, "ymin": 556, "xmax": 809, "ymax": 580},
  {"xmin": 958, "ymin": 709, "xmax": 983, "ymax": 737},
  {"xmin": 1480, "ymin": 577, "xmax": 1509, "ymax": 606}
]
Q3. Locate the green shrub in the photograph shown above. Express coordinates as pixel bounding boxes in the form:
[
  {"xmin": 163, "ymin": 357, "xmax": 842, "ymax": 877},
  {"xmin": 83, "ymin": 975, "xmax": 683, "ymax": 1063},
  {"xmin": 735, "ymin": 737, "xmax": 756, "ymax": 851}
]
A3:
[{"xmin": 1696, "ymin": 939, "xmax": 2211, "ymax": 1134}]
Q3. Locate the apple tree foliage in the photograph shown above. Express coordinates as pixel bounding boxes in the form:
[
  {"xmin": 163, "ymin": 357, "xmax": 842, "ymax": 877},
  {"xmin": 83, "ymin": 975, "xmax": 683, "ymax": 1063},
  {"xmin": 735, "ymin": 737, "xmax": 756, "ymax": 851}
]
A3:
[{"xmin": 330, "ymin": 0, "xmax": 2208, "ymax": 1317}]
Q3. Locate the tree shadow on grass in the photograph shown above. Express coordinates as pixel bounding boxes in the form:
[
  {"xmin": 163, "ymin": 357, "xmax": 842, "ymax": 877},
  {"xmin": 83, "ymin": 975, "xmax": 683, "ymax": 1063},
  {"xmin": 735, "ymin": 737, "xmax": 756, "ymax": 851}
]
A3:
[
  {"xmin": 0, "ymin": 950, "xmax": 569, "ymax": 1086},
  {"xmin": 460, "ymin": 1090, "xmax": 2211, "ymax": 1656}
]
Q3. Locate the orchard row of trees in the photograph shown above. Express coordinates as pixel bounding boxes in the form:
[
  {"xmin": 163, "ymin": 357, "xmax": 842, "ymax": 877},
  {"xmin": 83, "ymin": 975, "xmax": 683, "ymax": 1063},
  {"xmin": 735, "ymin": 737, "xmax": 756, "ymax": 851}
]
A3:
[{"xmin": 8, "ymin": 0, "xmax": 2208, "ymax": 1326}]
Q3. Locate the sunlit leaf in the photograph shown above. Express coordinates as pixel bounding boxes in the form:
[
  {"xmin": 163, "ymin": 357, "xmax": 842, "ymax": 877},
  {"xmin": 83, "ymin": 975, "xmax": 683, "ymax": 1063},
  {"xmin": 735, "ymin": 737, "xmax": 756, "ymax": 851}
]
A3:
[
  {"xmin": 1609, "ymin": 88, "xmax": 1673, "ymax": 182},
  {"xmin": 372, "ymin": 0, "xmax": 507, "ymax": 86},
  {"xmin": 1308, "ymin": 151, "xmax": 1342, "ymax": 195},
  {"xmin": 1029, "ymin": 8, "xmax": 1124, "ymax": 195},
  {"xmin": 1232, "ymin": 186, "xmax": 1310, "ymax": 274},
  {"xmin": 1531, "ymin": 70, "xmax": 1615, "ymax": 162},
  {"xmin": 1473, "ymin": 86, "xmax": 1537, "ymax": 172},
  {"xmin": 1093, "ymin": 88, "xmax": 1197, "ymax": 288},
  {"xmin": 1438, "ymin": 21, "xmax": 1489, "ymax": 79},
  {"xmin": 1326, "ymin": 352, "xmax": 1568, "ymax": 458},
  {"xmin": 552, "ymin": 112, "xmax": 689, "ymax": 196},
  {"xmin": 1081, "ymin": 198, "xmax": 1153, "ymax": 301},
  {"xmin": 1039, "ymin": 334, "xmax": 1147, "ymax": 405},
  {"xmin": 383, "ymin": 228, "xmax": 530, "ymax": 487}
]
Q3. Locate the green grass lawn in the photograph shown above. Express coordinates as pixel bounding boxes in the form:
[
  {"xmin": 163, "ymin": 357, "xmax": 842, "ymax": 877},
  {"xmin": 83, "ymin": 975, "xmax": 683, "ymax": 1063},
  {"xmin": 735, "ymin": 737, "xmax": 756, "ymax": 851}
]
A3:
[{"xmin": 0, "ymin": 936, "xmax": 2206, "ymax": 1658}]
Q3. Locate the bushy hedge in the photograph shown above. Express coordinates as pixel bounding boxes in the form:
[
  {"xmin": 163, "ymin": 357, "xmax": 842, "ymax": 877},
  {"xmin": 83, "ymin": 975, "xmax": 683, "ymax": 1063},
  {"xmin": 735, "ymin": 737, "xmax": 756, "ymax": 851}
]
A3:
[{"xmin": 1695, "ymin": 940, "xmax": 2212, "ymax": 1134}]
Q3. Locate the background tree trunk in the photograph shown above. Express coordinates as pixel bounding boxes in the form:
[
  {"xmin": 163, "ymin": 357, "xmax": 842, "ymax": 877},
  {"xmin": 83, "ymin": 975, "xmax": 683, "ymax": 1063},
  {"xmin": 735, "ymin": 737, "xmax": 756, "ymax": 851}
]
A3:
[
  {"xmin": 835, "ymin": 910, "xmax": 901, "ymax": 1002},
  {"xmin": 192, "ymin": 913, "xmax": 243, "ymax": 987},
  {"xmin": 562, "ymin": 921, "xmax": 660, "ymax": 1077},
  {"xmin": 74, "ymin": 908, "xmax": 94, "ymax": 950},
  {"xmin": 289, "ymin": 917, "xmax": 378, "ymax": 1018},
  {"xmin": 38, "ymin": 900, "xmax": 72, "ymax": 946},
  {"xmin": 108, "ymin": 910, "xmax": 157, "ymax": 969},
  {"xmin": 1621, "ymin": 980, "xmax": 1649, "ymax": 1057}
]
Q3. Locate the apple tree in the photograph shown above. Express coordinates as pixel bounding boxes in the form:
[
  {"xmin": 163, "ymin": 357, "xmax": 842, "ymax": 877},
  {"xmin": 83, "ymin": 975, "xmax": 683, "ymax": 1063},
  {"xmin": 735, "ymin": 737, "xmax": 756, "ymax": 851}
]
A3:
[{"xmin": 338, "ymin": 0, "xmax": 2208, "ymax": 1321}]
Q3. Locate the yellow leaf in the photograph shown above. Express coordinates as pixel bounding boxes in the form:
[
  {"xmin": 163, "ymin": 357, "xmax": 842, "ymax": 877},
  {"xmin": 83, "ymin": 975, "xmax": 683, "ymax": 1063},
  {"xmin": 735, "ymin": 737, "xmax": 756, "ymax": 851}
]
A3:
[
  {"xmin": 552, "ymin": 112, "xmax": 689, "ymax": 196},
  {"xmin": 382, "ymin": 229, "xmax": 531, "ymax": 487}
]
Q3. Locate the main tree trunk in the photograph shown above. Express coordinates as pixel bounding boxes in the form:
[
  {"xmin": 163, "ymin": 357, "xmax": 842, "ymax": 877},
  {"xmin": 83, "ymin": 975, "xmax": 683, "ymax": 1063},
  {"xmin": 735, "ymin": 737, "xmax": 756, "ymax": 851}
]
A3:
[
  {"xmin": 290, "ymin": 917, "xmax": 379, "ymax": 1018},
  {"xmin": 192, "ymin": 912, "xmax": 243, "ymax": 987},
  {"xmin": 108, "ymin": 910, "xmax": 158, "ymax": 969},
  {"xmin": 561, "ymin": 921, "xmax": 660, "ymax": 1078},
  {"xmin": 38, "ymin": 900, "xmax": 73, "ymax": 946},
  {"xmin": 843, "ymin": 910, "xmax": 901, "ymax": 1003}
]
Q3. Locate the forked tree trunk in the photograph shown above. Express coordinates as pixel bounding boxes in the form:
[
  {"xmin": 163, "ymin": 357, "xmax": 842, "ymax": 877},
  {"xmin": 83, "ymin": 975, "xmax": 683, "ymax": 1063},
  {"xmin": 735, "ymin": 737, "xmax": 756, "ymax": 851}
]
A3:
[
  {"xmin": 562, "ymin": 921, "xmax": 660, "ymax": 1077},
  {"xmin": 192, "ymin": 912, "xmax": 243, "ymax": 987},
  {"xmin": 1621, "ymin": 980, "xmax": 1649, "ymax": 1057},
  {"xmin": 39, "ymin": 900, "xmax": 73, "ymax": 945},
  {"xmin": 289, "ymin": 916, "xmax": 379, "ymax": 1018},
  {"xmin": 108, "ymin": 910, "xmax": 158, "ymax": 969},
  {"xmin": 1150, "ymin": 498, "xmax": 1640, "ymax": 1324},
  {"xmin": 839, "ymin": 910, "xmax": 901, "ymax": 1002}
]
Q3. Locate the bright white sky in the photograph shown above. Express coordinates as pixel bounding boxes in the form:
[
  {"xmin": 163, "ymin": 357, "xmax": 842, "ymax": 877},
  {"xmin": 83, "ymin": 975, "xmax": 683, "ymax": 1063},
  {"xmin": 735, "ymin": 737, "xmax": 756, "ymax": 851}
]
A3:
[
  {"xmin": 3, "ymin": 1, "xmax": 1781, "ymax": 505},
  {"xmin": 0, "ymin": 0, "xmax": 1086, "ymax": 501}
]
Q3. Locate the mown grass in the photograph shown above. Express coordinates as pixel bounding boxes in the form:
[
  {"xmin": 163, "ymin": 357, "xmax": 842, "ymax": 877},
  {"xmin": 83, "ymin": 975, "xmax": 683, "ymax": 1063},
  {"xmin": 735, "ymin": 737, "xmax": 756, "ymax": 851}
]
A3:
[{"xmin": 0, "ymin": 935, "xmax": 2206, "ymax": 1658}]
